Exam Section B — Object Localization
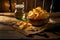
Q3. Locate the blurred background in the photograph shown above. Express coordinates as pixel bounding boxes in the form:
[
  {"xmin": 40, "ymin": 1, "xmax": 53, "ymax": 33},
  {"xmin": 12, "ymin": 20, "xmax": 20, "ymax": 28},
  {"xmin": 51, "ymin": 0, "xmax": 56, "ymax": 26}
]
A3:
[{"xmin": 0, "ymin": 0, "xmax": 60, "ymax": 12}]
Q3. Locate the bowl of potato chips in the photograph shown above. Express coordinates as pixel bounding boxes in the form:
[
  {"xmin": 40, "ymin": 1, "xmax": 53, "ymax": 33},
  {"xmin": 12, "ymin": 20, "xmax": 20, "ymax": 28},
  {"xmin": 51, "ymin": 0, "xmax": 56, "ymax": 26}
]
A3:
[{"xmin": 27, "ymin": 7, "xmax": 50, "ymax": 26}]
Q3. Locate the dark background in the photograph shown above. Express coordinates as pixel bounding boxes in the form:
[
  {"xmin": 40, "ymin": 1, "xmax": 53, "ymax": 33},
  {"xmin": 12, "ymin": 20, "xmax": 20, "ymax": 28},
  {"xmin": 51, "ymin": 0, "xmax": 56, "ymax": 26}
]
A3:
[
  {"xmin": 0, "ymin": 0, "xmax": 60, "ymax": 12},
  {"xmin": 52, "ymin": 0, "xmax": 60, "ymax": 12}
]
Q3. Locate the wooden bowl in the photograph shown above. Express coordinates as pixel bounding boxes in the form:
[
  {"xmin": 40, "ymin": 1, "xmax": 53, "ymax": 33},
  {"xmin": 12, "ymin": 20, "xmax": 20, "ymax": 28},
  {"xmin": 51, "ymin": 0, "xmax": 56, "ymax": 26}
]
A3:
[{"xmin": 28, "ymin": 18, "xmax": 49, "ymax": 27}]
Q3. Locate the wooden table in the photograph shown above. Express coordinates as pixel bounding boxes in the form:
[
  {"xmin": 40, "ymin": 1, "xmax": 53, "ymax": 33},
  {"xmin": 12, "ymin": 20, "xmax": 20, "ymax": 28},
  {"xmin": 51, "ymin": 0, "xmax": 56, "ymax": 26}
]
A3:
[
  {"xmin": 0, "ymin": 23, "xmax": 60, "ymax": 39},
  {"xmin": 0, "ymin": 12, "xmax": 60, "ymax": 39},
  {"xmin": 0, "ymin": 12, "xmax": 14, "ymax": 17},
  {"xmin": 0, "ymin": 24, "xmax": 28, "ymax": 39}
]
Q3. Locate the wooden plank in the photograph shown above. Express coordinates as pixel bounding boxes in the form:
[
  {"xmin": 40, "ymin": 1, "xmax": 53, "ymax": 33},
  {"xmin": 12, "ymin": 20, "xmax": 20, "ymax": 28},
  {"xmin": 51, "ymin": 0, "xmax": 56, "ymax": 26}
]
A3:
[{"xmin": 0, "ymin": 12, "xmax": 14, "ymax": 17}]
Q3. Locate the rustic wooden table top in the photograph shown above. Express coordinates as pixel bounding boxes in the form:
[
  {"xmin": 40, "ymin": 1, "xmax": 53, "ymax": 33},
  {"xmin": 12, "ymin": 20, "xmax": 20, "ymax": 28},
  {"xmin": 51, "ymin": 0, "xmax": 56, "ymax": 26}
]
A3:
[
  {"xmin": 0, "ymin": 21, "xmax": 60, "ymax": 39},
  {"xmin": 0, "ymin": 23, "xmax": 60, "ymax": 39},
  {"xmin": 0, "ymin": 12, "xmax": 60, "ymax": 39}
]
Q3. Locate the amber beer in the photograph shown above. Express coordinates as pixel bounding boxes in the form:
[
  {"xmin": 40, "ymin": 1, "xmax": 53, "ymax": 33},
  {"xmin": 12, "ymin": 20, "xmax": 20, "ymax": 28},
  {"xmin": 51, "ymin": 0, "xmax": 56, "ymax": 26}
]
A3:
[{"xmin": 15, "ymin": 8, "xmax": 23, "ymax": 19}]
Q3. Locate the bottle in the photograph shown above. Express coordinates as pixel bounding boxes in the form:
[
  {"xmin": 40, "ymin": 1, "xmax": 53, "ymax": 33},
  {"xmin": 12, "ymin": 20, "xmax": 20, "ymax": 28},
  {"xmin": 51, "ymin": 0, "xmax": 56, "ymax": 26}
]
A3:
[{"xmin": 14, "ymin": 2, "xmax": 25, "ymax": 21}]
